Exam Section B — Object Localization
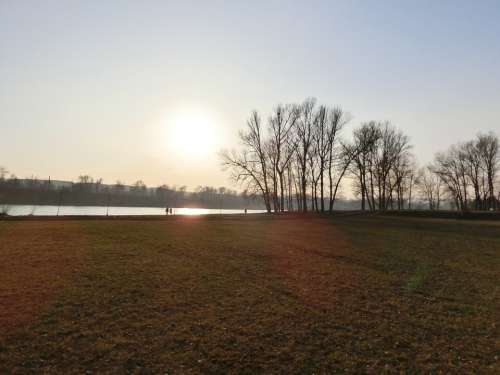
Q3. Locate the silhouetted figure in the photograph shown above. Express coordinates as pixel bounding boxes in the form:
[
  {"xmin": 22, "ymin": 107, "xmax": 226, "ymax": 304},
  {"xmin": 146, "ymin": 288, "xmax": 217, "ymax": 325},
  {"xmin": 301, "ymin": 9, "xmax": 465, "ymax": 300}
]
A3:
[
  {"xmin": 244, "ymin": 208, "xmax": 247, "ymax": 215},
  {"xmin": 169, "ymin": 207, "xmax": 173, "ymax": 215},
  {"xmin": 165, "ymin": 207, "xmax": 169, "ymax": 215}
]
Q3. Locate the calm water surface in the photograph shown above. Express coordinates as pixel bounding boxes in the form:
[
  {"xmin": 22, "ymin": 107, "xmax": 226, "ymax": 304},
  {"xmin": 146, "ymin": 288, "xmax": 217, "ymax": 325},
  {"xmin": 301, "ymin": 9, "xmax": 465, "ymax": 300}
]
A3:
[{"xmin": 2, "ymin": 205, "xmax": 266, "ymax": 216}]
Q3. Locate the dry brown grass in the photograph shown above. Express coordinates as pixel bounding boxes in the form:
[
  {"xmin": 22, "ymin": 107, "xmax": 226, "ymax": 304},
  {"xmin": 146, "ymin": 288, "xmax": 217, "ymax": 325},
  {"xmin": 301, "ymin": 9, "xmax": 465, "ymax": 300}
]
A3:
[
  {"xmin": 0, "ymin": 214, "xmax": 498, "ymax": 373},
  {"xmin": 0, "ymin": 221, "xmax": 87, "ymax": 335}
]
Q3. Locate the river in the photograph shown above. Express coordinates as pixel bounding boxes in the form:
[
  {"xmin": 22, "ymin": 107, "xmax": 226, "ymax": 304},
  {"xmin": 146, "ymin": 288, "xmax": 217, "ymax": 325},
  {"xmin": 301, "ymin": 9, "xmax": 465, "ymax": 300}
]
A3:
[{"xmin": 1, "ymin": 205, "xmax": 266, "ymax": 216}]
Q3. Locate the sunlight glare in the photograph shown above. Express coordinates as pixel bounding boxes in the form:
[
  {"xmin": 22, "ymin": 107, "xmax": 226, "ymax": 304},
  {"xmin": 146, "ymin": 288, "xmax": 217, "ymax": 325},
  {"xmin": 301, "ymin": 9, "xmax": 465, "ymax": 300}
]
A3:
[{"xmin": 166, "ymin": 109, "xmax": 217, "ymax": 158}]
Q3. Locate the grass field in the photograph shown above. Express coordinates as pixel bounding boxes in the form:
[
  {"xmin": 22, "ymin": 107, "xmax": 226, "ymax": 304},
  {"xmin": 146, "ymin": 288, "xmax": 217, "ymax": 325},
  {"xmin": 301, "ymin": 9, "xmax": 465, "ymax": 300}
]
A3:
[{"xmin": 0, "ymin": 214, "xmax": 499, "ymax": 373}]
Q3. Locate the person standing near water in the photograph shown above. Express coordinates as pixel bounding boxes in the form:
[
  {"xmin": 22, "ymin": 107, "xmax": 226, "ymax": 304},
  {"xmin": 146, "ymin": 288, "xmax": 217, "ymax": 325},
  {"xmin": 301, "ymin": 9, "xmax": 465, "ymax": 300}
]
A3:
[
  {"xmin": 165, "ymin": 207, "xmax": 169, "ymax": 215},
  {"xmin": 169, "ymin": 207, "xmax": 173, "ymax": 215}
]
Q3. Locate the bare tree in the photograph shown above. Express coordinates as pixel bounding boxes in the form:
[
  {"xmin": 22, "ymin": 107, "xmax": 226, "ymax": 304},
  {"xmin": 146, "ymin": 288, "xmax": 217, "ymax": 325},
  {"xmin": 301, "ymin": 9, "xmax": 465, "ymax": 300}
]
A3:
[
  {"xmin": 220, "ymin": 111, "xmax": 272, "ymax": 212},
  {"xmin": 307, "ymin": 135, "xmax": 320, "ymax": 212},
  {"xmin": 463, "ymin": 140, "xmax": 484, "ymax": 210},
  {"xmin": 132, "ymin": 180, "xmax": 147, "ymax": 193},
  {"xmin": 295, "ymin": 98, "xmax": 316, "ymax": 212},
  {"xmin": 350, "ymin": 122, "xmax": 411, "ymax": 211},
  {"xmin": 0, "ymin": 166, "xmax": 8, "ymax": 181},
  {"xmin": 417, "ymin": 165, "xmax": 442, "ymax": 210},
  {"xmin": 327, "ymin": 107, "xmax": 350, "ymax": 212},
  {"xmin": 95, "ymin": 178, "xmax": 104, "ymax": 193},
  {"xmin": 391, "ymin": 152, "xmax": 415, "ymax": 210},
  {"xmin": 267, "ymin": 104, "xmax": 299, "ymax": 212},
  {"xmin": 476, "ymin": 132, "xmax": 499, "ymax": 210},
  {"xmin": 432, "ymin": 133, "xmax": 498, "ymax": 211},
  {"xmin": 350, "ymin": 122, "xmax": 381, "ymax": 211},
  {"xmin": 78, "ymin": 175, "xmax": 93, "ymax": 184},
  {"xmin": 434, "ymin": 145, "xmax": 470, "ymax": 211},
  {"xmin": 329, "ymin": 141, "xmax": 359, "ymax": 210},
  {"xmin": 312, "ymin": 105, "xmax": 328, "ymax": 212},
  {"xmin": 373, "ymin": 123, "xmax": 411, "ymax": 211},
  {"xmin": 292, "ymin": 154, "xmax": 304, "ymax": 211}
]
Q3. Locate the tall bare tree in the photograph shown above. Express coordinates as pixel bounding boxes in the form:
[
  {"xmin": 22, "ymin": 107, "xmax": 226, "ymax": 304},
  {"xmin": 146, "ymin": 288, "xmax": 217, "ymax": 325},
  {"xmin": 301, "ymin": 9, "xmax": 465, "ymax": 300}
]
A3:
[
  {"xmin": 220, "ymin": 111, "xmax": 272, "ymax": 212},
  {"xmin": 311, "ymin": 105, "xmax": 328, "ymax": 212},
  {"xmin": 434, "ymin": 145, "xmax": 470, "ymax": 210},
  {"xmin": 267, "ymin": 104, "xmax": 299, "ymax": 212},
  {"xmin": 373, "ymin": 123, "xmax": 411, "ymax": 211},
  {"xmin": 417, "ymin": 165, "xmax": 442, "ymax": 210},
  {"xmin": 295, "ymin": 98, "xmax": 316, "ymax": 212},
  {"xmin": 327, "ymin": 107, "xmax": 350, "ymax": 212},
  {"xmin": 476, "ymin": 132, "xmax": 499, "ymax": 210},
  {"xmin": 351, "ymin": 122, "xmax": 381, "ymax": 211}
]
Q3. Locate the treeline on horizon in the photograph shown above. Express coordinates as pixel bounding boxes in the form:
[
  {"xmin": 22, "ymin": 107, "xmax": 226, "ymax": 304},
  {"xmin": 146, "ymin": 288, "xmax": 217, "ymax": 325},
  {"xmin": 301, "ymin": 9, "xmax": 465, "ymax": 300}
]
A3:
[
  {"xmin": 0, "ymin": 171, "xmax": 379, "ymax": 212},
  {"xmin": 221, "ymin": 98, "xmax": 499, "ymax": 213},
  {"xmin": 0, "ymin": 175, "xmax": 264, "ymax": 210}
]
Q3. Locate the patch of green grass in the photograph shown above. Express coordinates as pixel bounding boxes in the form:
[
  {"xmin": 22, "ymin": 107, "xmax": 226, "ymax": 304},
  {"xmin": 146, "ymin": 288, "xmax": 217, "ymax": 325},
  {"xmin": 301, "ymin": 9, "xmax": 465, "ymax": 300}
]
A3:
[
  {"xmin": 446, "ymin": 303, "xmax": 478, "ymax": 316},
  {"xmin": 404, "ymin": 266, "xmax": 429, "ymax": 293}
]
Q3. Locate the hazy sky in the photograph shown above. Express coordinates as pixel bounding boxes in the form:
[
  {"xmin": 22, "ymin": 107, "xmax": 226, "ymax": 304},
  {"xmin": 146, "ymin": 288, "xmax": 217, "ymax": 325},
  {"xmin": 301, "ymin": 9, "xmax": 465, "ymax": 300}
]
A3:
[{"xmin": 1, "ymin": 1, "xmax": 499, "ymax": 189}]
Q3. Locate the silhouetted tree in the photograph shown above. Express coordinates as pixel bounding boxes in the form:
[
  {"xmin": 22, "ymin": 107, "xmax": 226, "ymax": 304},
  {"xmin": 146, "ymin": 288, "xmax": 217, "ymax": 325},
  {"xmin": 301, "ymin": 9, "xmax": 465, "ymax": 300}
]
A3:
[
  {"xmin": 220, "ymin": 111, "xmax": 272, "ymax": 212},
  {"xmin": 350, "ymin": 122, "xmax": 381, "ymax": 211},
  {"xmin": 326, "ymin": 107, "xmax": 350, "ymax": 212},
  {"xmin": 476, "ymin": 133, "xmax": 499, "ymax": 210},
  {"xmin": 434, "ymin": 145, "xmax": 469, "ymax": 210},
  {"xmin": 295, "ymin": 98, "xmax": 316, "ymax": 212},
  {"xmin": 0, "ymin": 166, "xmax": 8, "ymax": 181},
  {"xmin": 267, "ymin": 104, "xmax": 299, "ymax": 212},
  {"xmin": 417, "ymin": 165, "xmax": 442, "ymax": 210}
]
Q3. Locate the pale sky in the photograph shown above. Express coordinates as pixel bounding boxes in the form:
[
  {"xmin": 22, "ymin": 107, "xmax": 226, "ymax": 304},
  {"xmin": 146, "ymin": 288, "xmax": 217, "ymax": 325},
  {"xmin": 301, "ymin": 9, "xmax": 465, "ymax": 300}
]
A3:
[{"xmin": 1, "ymin": 1, "xmax": 499, "ymax": 189}]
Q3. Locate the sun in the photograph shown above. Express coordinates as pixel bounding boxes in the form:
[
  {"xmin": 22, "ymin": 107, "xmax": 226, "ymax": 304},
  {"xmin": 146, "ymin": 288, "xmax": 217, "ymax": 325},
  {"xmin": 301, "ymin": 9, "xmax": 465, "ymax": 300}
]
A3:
[{"xmin": 167, "ymin": 109, "xmax": 217, "ymax": 158}]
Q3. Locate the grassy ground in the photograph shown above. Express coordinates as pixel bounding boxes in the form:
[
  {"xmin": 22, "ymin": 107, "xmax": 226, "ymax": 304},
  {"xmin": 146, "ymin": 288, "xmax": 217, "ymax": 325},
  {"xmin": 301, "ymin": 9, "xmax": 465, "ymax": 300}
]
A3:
[{"xmin": 0, "ymin": 214, "xmax": 499, "ymax": 374}]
